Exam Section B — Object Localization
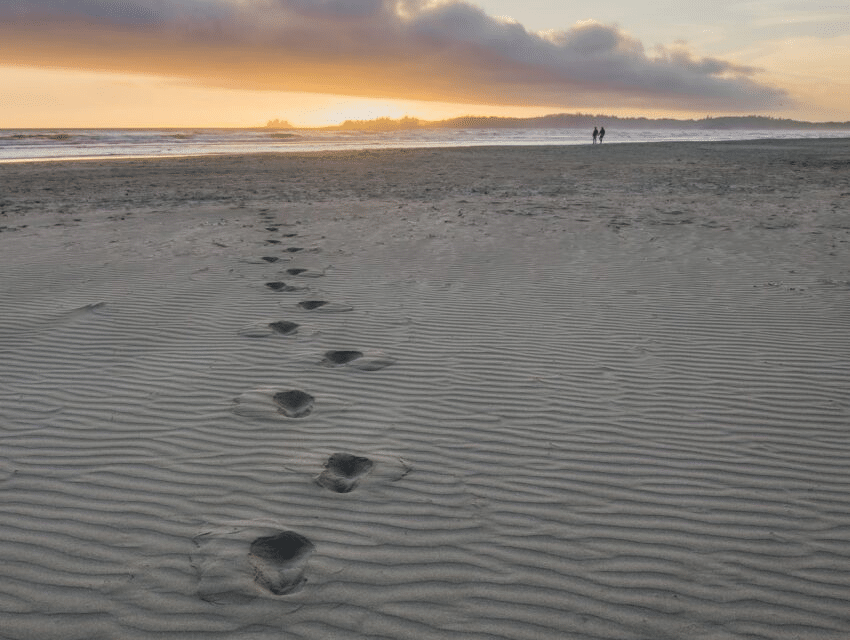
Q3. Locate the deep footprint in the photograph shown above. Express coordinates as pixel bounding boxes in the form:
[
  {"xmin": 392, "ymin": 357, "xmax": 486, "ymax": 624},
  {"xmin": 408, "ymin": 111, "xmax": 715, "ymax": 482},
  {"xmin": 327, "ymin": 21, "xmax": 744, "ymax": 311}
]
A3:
[
  {"xmin": 248, "ymin": 532, "xmax": 315, "ymax": 595},
  {"xmin": 273, "ymin": 390, "xmax": 314, "ymax": 418},
  {"xmin": 322, "ymin": 350, "xmax": 363, "ymax": 366},
  {"xmin": 261, "ymin": 256, "xmax": 280, "ymax": 263},
  {"xmin": 269, "ymin": 321, "xmax": 299, "ymax": 335},
  {"xmin": 285, "ymin": 247, "xmax": 304, "ymax": 252},
  {"xmin": 297, "ymin": 300, "xmax": 353, "ymax": 312},
  {"xmin": 285, "ymin": 268, "xmax": 307, "ymax": 275},
  {"xmin": 316, "ymin": 453, "xmax": 374, "ymax": 493},
  {"xmin": 266, "ymin": 281, "xmax": 302, "ymax": 292},
  {"xmin": 298, "ymin": 300, "xmax": 328, "ymax": 310}
]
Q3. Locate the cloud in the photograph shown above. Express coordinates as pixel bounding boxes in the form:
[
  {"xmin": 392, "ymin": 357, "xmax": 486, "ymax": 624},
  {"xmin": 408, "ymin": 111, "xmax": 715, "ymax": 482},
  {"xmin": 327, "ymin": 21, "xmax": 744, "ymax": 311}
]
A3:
[{"xmin": 0, "ymin": 0, "xmax": 788, "ymax": 111}]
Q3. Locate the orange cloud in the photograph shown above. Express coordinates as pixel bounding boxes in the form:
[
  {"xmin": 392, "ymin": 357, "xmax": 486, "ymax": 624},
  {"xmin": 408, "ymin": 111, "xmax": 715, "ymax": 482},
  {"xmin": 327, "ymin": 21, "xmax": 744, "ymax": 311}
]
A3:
[{"xmin": 0, "ymin": 0, "xmax": 788, "ymax": 111}]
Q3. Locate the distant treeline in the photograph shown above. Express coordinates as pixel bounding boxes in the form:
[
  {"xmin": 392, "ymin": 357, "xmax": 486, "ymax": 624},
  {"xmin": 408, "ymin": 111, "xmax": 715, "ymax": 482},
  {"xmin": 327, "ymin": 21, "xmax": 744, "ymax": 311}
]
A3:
[
  {"xmin": 267, "ymin": 114, "xmax": 850, "ymax": 131},
  {"xmin": 438, "ymin": 114, "xmax": 850, "ymax": 130}
]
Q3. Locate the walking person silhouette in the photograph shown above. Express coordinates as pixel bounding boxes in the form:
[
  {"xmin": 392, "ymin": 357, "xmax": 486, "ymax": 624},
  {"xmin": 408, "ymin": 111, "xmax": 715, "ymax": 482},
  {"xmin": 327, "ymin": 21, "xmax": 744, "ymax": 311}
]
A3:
[
  {"xmin": 599, "ymin": 126, "xmax": 605, "ymax": 143},
  {"xmin": 592, "ymin": 127, "xmax": 598, "ymax": 144}
]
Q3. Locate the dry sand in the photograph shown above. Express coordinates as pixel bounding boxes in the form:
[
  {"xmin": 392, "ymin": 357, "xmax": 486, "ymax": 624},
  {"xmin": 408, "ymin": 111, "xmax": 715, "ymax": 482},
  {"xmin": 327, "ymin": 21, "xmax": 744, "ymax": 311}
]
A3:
[{"xmin": 1, "ymin": 140, "xmax": 849, "ymax": 639}]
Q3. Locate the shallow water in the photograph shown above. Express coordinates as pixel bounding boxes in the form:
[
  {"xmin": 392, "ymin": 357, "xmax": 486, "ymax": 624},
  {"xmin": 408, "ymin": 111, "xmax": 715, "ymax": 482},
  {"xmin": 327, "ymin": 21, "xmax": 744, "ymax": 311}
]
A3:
[{"xmin": 2, "ymin": 126, "xmax": 850, "ymax": 162}]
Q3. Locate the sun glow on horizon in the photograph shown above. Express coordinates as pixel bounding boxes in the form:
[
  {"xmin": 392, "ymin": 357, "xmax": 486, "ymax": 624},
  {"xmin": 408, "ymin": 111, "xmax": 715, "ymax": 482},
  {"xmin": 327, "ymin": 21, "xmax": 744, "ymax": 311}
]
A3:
[
  {"xmin": 6, "ymin": 62, "xmax": 845, "ymax": 130},
  {"xmin": 4, "ymin": 65, "xmax": 705, "ymax": 129}
]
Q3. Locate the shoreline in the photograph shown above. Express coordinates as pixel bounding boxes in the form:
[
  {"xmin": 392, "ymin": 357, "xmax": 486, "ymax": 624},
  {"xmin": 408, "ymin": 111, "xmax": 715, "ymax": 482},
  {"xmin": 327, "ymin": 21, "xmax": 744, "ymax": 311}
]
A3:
[{"xmin": 2, "ymin": 131, "xmax": 850, "ymax": 165}]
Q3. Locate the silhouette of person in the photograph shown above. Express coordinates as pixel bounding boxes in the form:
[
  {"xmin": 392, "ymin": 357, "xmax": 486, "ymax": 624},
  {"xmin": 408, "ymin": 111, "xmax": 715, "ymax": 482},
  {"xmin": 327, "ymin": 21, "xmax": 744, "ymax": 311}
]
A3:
[
  {"xmin": 599, "ymin": 126, "xmax": 605, "ymax": 143},
  {"xmin": 592, "ymin": 127, "xmax": 598, "ymax": 144}
]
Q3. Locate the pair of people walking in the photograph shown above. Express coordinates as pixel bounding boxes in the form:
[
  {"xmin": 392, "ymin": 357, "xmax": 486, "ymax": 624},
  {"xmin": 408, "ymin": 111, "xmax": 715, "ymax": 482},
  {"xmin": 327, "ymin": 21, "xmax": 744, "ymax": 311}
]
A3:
[{"xmin": 593, "ymin": 126, "xmax": 605, "ymax": 144}]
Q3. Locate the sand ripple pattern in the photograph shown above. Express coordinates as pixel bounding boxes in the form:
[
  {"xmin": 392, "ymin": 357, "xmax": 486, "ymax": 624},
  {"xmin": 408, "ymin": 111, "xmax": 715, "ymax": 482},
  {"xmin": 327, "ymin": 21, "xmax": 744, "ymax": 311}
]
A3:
[{"xmin": 1, "ymin": 143, "xmax": 850, "ymax": 639}]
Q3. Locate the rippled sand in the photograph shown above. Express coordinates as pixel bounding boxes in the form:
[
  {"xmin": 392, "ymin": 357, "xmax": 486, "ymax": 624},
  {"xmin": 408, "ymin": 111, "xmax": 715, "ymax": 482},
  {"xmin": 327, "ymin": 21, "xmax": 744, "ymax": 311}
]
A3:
[{"xmin": 1, "ymin": 140, "xmax": 849, "ymax": 639}]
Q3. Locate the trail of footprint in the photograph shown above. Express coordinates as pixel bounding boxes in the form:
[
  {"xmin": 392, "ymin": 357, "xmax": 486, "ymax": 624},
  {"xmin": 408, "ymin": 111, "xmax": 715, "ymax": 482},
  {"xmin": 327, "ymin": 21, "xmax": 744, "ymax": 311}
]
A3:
[
  {"xmin": 285, "ymin": 268, "xmax": 324, "ymax": 277},
  {"xmin": 238, "ymin": 320, "xmax": 300, "ymax": 337},
  {"xmin": 192, "ymin": 523, "xmax": 315, "ymax": 603},
  {"xmin": 248, "ymin": 531, "xmax": 315, "ymax": 596},
  {"xmin": 269, "ymin": 321, "xmax": 299, "ymax": 335},
  {"xmin": 322, "ymin": 350, "xmax": 363, "ymax": 365},
  {"xmin": 233, "ymin": 387, "xmax": 317, "ymax": 420},
  {"xmin": 321, "ymin": 350, "xmax": 395, "ymax": 371},
  {"xmin": 272, "ymin": 390, "xmax": 315, "ymax": 418},
  {"xmin": 266, "ymin": 281, "xmax": 307, "ymax": 292},
  {"xmin": 297, "ymin": 300, "xmax": 353, "ymax": 312},
  {"xmin": 315, "ymin": 453, "xmax": 374, "ymax": 493},
  {"xmin": 240, "ymin": 256, "xmax": 291, "ymax": 265}
]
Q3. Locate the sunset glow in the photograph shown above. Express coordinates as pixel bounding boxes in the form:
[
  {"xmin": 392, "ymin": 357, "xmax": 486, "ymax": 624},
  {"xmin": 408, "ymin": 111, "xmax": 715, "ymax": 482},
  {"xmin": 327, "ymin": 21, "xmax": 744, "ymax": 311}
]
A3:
[{"xmin": 1, "ymin": 0, "xmax": 847, "ymax": 127}]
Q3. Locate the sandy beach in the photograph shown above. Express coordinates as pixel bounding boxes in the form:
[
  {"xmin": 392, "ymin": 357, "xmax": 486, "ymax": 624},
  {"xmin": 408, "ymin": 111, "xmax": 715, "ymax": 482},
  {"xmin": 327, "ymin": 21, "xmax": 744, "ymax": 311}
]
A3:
[{"xmin": 1, "ymin": 139, "xmax": 849, "ymax": 639}]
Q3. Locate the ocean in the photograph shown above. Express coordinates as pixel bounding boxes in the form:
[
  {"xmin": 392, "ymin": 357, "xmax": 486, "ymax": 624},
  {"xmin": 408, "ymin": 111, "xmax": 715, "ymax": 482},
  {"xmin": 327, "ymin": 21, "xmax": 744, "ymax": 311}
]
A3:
[{"xmin": 2, "ymin": 127, "xmax": 849, "ymax": 162}]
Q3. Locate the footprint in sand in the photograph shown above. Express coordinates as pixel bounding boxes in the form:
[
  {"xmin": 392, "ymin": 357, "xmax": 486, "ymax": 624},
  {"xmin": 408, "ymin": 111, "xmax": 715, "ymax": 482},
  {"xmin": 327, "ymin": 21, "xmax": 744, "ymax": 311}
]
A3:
[
  {"xmin": 269, "ymin": 321, "xmax": 299, "ymax": 335},
  {"xmin": 266, "ymin": 281, "xmax": 306, "ymax": 292},
  {"xmin": 241, "ymin": 256, "xmax": 290, "ymax": 265},
  {"xmin": 192, "ymin": 524, "xmax": 315, "ymax": 603},
  {"xmin": 321, "ymin": 350, "xmax": 395, "ymax": 371},
  {"xmin": 248, "ymin": 531, "xmax": 315, "ymax": 596},
  {"xmin": 233, "ymin": 387, "xmax": 321, "ymax": 420},
  {"xmin": 238, "ymin": 320, "xmax": 300, "ymax": 337},
  {"xmin": 297, "ymin": 300, "xmax": 353, "ymax": 312},
  {"xmin": 266, "ymin": 239, "xmax": 281, "ymax": 244},
  {"xmin": 322, "ymin": 350, "xmax": 363, "ymax": 365},
  {"xmin": 272, "ymin": 390, "xmax": 314, "ymax": 418},
  {"xmin": 285, "ymin": 268, "xmax": 324, "ymax": 277},
  {"xmin": 315, "ymin": 453, "xmax": 374, "ymax": 493},
  {"xmin": 285, "ymin": 247, "xmax": 304, "ymax": 253}
]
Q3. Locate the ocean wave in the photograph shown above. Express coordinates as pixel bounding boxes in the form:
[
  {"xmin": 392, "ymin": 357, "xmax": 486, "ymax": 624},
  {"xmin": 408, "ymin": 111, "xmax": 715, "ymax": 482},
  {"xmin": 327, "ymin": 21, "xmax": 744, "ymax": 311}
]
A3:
[{"xmin": 4, "ymin": 133, "xmax": 73, "ymax": 141}]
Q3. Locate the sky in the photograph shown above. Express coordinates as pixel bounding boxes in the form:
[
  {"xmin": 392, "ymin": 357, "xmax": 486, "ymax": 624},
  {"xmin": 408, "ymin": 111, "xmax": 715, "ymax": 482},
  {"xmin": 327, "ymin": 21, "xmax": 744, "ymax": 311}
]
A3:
[{"xmin": 1, "ymin": 0, "xmax": 848, "ymax": 127}]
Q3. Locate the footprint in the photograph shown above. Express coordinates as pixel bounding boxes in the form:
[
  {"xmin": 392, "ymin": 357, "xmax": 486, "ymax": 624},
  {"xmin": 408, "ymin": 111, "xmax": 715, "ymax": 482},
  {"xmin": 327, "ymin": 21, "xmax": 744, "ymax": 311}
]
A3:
[
  {"xmin": 192, "ymin": 523, "xmax": 314, "ymax": 603},
  {"xmin": 285, "ymin": 247, "xmax": 304, "ymax": 253},
  {"xmin": 248, "ymin": 532, "xmax": 315, "ymax": 596},
  {"xmin": 267, "ymin": 239, "xmax": 281, "ymax": 244},
  {"xmin": 266, "ymin": 281, "xmax": 305, "ymax": 292},
  {"xmin": 269, "ymin": 321, "xmax": 299, "ymax": 335},
  {"xmin": 238, "ymin": 321, "xmax": 300, "ymax": 337},
  {"xmin": 234, "ymin": 387, "xmax": 328, "ymax": 420},
  {"xmin": 272, "ymin": 390, "xmax": 314, "ymax": 418},
  {"xmin": 241, "ymin": 256, "xmax": 290, "ymax": 265},
  {"xmin": 321, "ymin": 350, "xmax": 363, "ymax": 366},
  {"xmin": 266, "ymin": 227, "xmax": 279, "ymax": 231},
  {"xmin": 297, "ymin": 300, "xmax": 353, "ymax": 312},
  {"xmin": 315, "ymin": 453, "xmax": 374, "ymax": 493},
  {"xmin": 321, "ymin": 350, "xmax": 395, "ymax": 371},
  {"xmin": 286, "ymin": 268, "xmax": 324, "ymax": 278}
]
